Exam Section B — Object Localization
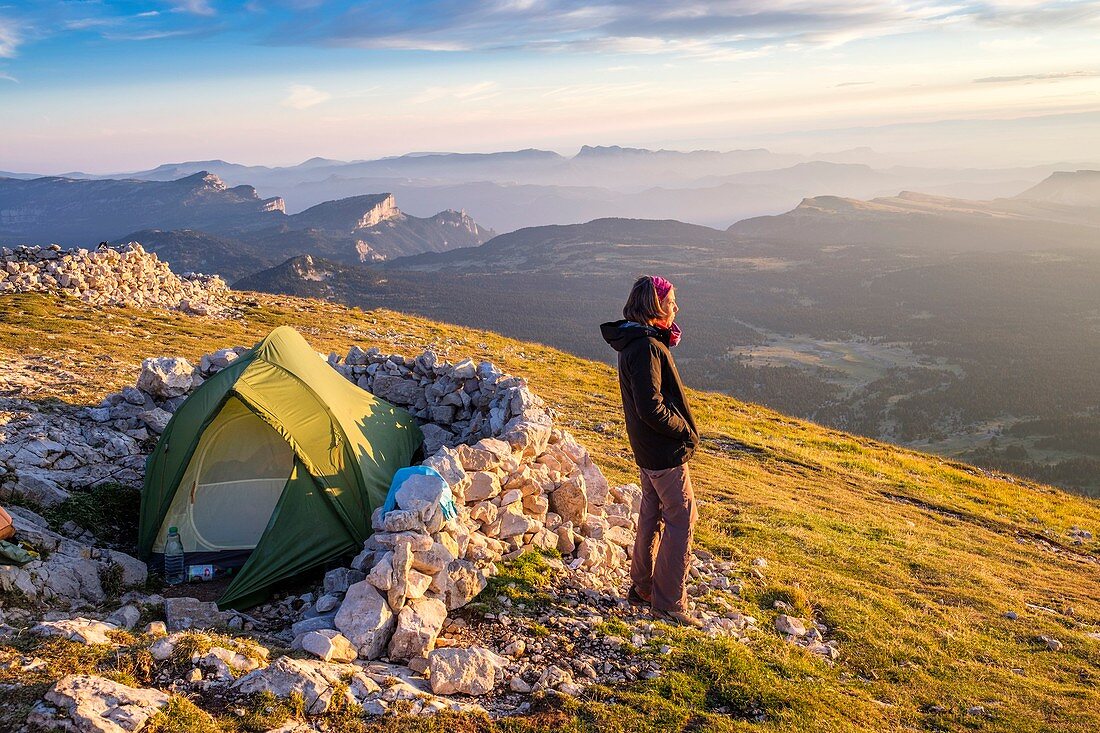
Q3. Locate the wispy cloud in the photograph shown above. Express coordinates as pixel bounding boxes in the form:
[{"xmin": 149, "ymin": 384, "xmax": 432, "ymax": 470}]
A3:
[
  {"xmin": 101, "ymin": 29, "xmax": 198, "ymax": 42},
  {"xmin": 170, "ymin": 0, "xmax": 216, "ymax": 17},
  {"xmin": 11, "ymin": 1, "xmax": 1100, "ymax": 64},
  {"xmin": 409, "ymin": 81, "xmax": 500, "ymax": 104},
  {"xmin": 0, "ymin": 71, "xmax": 17, "ymax": 83},
  {"xmin": 974, "ymin": 70, "xmax": 1100, "ymax": 83},
  {"xmin": 836, "ymin": 80, "xmax": 873, "ymax": 87},
  {"xmin": 0, "ymin": 16, "xmax": 21, "ymax": 58},
  {"xmin": 63, "ymin": 18, "xmax": 120, "ymax": 31},
  {"xmin": 979, "ymin": 35, "xmax": 1042, "ymax": 50},
  {"xmin": 256, "ymin": 1, "xmax": 1100, "ymax": 58},
  {"xmin": 282, "ymin": 83, "xmax": 332, "ymax": 109}
]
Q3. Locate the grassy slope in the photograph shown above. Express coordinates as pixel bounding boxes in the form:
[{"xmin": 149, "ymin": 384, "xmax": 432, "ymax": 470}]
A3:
[{"xmin": 1, "ymin": 291, "xmax": 1099, "ymax": 733}]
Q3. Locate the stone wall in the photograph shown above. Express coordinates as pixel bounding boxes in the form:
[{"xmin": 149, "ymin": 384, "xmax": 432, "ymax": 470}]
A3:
[
  {"xmin": 0, "ymin": 242, "xmax": 229, "ymax": 314},
  {"xmin": 326, "ymin": 346, "xmax": 550, "ymax": 453}
]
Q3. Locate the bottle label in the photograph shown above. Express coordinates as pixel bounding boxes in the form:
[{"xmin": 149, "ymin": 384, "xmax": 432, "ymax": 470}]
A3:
[{"xmin": 187, "ymin": 564, "xmax": 215, "ymax": 582}]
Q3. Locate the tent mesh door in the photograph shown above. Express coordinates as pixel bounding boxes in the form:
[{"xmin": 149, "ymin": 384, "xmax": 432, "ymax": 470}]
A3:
[{"xmin": 155, "ymin": 397, "xmax": 294, "ymax": 552}]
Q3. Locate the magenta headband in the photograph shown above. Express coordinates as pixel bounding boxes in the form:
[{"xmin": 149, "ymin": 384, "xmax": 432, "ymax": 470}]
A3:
[{"xmin": 651, "ymin": 276, "xmax": 673, "ymax": 300}]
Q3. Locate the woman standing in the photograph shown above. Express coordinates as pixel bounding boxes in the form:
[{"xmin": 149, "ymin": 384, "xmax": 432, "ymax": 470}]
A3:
[{"xmin": 601, "ymin": 275, "xmax": 701, "ymax": 627}]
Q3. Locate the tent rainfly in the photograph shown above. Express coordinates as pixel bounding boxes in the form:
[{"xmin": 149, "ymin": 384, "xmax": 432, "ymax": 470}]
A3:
[{"xmin": 137, "ymin": 326, "xmax": 423, "ymax": 609}]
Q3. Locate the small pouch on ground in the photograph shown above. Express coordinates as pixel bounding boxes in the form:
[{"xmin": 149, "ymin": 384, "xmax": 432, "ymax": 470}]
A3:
[{"xmin": 0, "ymin": 506, "xmax": 13, "ymax": 542}]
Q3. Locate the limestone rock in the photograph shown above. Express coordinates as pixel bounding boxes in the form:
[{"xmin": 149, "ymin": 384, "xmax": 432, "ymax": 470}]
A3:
[
  {"xmin": 234, "ymin": 657, "xmax": 367, "ymax": 715},
  {"xmin": 370, "ymin": 374, "xmax": 422, "ymax": 405},
  {"xmin": 395, "ymin": 472, "xmax": 450, "ymax": 512},
  {"xmin": 200, "ymin": 646, "xmax": 265, "ymax": 680},
  {"xmin": 465, "ymin": 471, "xmax": 501, "ymax": 502},
  {"xmin": 611, "ymin": 483, "xmax": 643, "ymax": 514},
  {"xmin": 103, "ymin": 551, "xmax": 148, "ymax": 588},
  {"xmin": 28, "ymin": 674, "xmax": 169, "ymax": 733},
  {"xmin": 106, "ymin": 605, "xmax": 141, "ymax": 630},
  {"xmin": 301, "ymin": 630, "xmax": 358, "ymax": 663},
  {"xmin": 441, "ymin": 560, "xmax": 488, "ymax": 610},
  {"xmin": 334, "ymin": 580, "xmax": 396, "ymax": 659},
  {"xmin": 776, "ymin": 614, "xmax": 807, "ymax": 637},
  {"xmin": 32, "ymin": 618, "xmax": 119, "ymax": 645},
  {"xmin": 456, "ymin": 444, "xmax": 499, "ymax": 472},
  {"xmin": 388, "ymin": 597, "xmax": 447, "ymax": 661},
  {"xmin": 138, "ymin": 408, "xmax": 172, "ymax": 434},
  {"xmin": 428, "ymin": 646, "xmax": 506, "ymax": 696},
  {"xmin": 136, "ymin": 357, "xmax": 195, "ymax": 399},
  {"xmin": 422, "ymin": 446, "xmax": 467, "ymax": 489},
  {"xmin": 164, "ymin": 596, "xmax": 231, "ymax": 631},
  {"xmin": 551, "ymin": 476, "xmax": 588, "ymax": 525}
]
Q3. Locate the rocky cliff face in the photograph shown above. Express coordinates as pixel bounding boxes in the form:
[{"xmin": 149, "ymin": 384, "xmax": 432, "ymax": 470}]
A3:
[
  {"xmin": 288, "ymin": 193, "xmax": 400, "ymax": 232},
  {"xmin": 1015, "ymin": 169, "xmax": 1100, "ymax": 206},
  {"xmin": 285, "ymin": 195, "xmax": 492, "ymax": 262}
]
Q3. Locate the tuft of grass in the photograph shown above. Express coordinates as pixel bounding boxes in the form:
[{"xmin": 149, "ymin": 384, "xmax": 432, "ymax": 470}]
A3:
[
  {"xmin": 595, "ymin": 618, "xmax": 632, "ymax": 639},
  {"xmin": 145, "ymin": 696, "xmax": 220, "ymax": 733},
  {"xmin": 168, "ymin": 632, "xmax": 215, "ymax": 665},
  {"xmin": 474, "ymin": 551, "xmax": 557, "ymax": 611},
  {"xmin": 221, "ymin": 691, "xmax": 297, "ymax": 732},
  {"xmin": 99, "ymin": 562, "xmax": 125, "ymax": 599},
  {"xmin": 755, "ymin": 582, "xmax": 815, "ymax": 619},
  {"xmin": 526, "ymin": 622, "xmax": 550, "ymax": 638},
  {"xmin": 42, "ymin": 482, "xmax": 142, "ymax": 550}
]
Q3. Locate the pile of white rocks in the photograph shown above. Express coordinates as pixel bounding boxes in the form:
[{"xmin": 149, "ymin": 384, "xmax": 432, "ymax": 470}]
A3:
[
  {"xmin": 326, "ymin": 346, "xmax": 557, "ymax": 454},
  {"xmin": 283, "ymin": 424, "xmax": 641, "ymax": 690},
  {"xmin": 0, "ymin": 242, "xmax": 229, "ymax": 314}
]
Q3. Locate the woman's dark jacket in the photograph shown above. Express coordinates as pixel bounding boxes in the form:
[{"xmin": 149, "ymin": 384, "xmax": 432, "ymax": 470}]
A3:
[{"xmin": 600, "ymin": 319, "xmax": 699, "ymax": 470}]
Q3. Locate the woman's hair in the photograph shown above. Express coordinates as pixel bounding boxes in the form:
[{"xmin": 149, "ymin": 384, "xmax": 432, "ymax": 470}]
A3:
[{"xmin": 623, "ymin": 275, "xmax": 674, "ymax": 325}]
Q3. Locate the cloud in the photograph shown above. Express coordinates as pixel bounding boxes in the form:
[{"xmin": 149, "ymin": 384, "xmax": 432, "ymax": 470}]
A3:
[
  {"xmin": 974, "ymin": 70, "xmax": 1100, "ymax": 83},
  {"xmin": 101, "ymin": 29, "xmax": 199, "ymax": 41},
  {"xmin": 258, "ymin": 1, "xmax": 1094, "ymax": 57},
  {"xmin": 282, "ymin": 83, "xmax": 332, "ymax": 109},
  {"xmin": 63, "ymin": 18, "xmax": 120, "ymax": 31},
  {"xmin": 13, "ymin": 0, "xmax": 1100, "ymax": 66},
  {"xmin": 979, "ymin": 35, "xmax": 1041, "ymax": 50},
  {"xmin": 0, "ymin": 71, "xmax": 17, "ymax": 83},
  {"xmin": 170, "ymin": 0, "xmax": 217, "ymax": 16},
  {"xmin": 964, "ymin": 0, "xmax": 1100, "ymax": 27},
  {"xmin": 0, "ymin": 17, "xmax": 21, "ymax": 58},
  {"xmin": 836, "ymin": 80, "xmax": 873, "ymax": 87},
  {"xmin": 409, "ymin": 81, "xmax": 500, "ymax": 104}
]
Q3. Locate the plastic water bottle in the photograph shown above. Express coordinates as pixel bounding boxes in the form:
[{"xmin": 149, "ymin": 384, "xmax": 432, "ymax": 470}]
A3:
[{"xmin": 164, "ymin": 526, "xmax": 185, "ymax": 586}]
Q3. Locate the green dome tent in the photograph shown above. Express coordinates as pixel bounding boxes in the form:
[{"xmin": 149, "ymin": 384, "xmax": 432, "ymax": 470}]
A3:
[{"xmin": 137, "ymin": 326, "xmax": 423, "ymax": 609}]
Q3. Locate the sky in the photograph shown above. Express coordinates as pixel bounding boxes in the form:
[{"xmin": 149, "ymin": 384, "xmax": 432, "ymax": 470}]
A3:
[{"xmin": 1, "ymin": 1, "xmax": 1099, "ymax": 173}]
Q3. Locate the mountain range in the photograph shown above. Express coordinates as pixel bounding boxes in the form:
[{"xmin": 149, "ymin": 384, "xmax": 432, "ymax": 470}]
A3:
[
  {"xmin": 0, "ymin": 173, "xmax": 494, "ymax": 277},
  {"xmin": 10, "ymin": 146, "xmax": 1094, "ymax": 232}
]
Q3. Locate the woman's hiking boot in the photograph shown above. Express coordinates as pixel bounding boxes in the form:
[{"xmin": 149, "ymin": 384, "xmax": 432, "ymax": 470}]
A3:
[
  {"xmin": 627, "ymin": 585, "xmax": 651, "ymax": 606},
  {"xmin": 652, "ymin": 608, "xmax": 703, "ymax": 629}
]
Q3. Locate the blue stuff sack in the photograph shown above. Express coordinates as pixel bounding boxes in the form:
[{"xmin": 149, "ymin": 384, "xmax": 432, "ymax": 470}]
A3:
[{"xmin": 381, "ymin": 465, "xmax": 458, "ymax": 521}]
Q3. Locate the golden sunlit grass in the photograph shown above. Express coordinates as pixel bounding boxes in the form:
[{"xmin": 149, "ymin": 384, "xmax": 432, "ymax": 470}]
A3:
[{"xmin": 1, "ymin": 291, "xmax": 1098, "ymax": 731}]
